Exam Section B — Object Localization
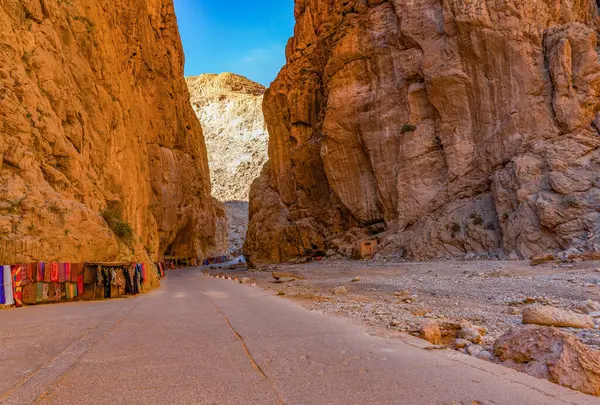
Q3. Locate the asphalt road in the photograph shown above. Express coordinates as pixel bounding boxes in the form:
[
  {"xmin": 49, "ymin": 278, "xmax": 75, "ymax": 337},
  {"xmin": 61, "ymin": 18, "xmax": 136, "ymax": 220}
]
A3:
[{"xmin": 0, "ymin": 268, "xmax": 598, "ymax": 405}]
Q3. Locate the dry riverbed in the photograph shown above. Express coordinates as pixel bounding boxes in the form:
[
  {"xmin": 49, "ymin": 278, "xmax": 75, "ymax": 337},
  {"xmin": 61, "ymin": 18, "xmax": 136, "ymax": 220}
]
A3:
[{"xmin": 207, "ymin": 259, "xmax": 600, "ymax": 350}]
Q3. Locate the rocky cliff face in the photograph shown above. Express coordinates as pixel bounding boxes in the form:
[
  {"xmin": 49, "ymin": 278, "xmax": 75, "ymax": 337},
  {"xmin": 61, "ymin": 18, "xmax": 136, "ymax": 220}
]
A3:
[
  {"xmin": 187, "ymin": 73, "xmax": 269, "ymax": 256},
  {"xmin": 0, "ymin": 0, "xmax": 227, "ymax": 264},
  {"xmin": 245, "ymin": 0, "xmax": 600, "ymax": 265},
  {"xmin": 186, "ymin": 73, "xmax": 269, "ymax": 202}
]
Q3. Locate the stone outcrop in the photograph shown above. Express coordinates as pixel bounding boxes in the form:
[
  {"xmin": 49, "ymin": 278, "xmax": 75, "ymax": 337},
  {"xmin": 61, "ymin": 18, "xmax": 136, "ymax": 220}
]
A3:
[
  {"xmin": 523, "ymin": 305, "xmax": 595, "ymax": 328},
  {"xmin": 245, "ymin": 0, "xmax": 600, "ymax": 265},
  {"xmin": 0, "ymin": 0, "xmax": 226, "ymax": 264},
  {"xmin": 495, "ymin": 325, "xmax": 600, "ymax": 396},
  {"xmin": 186, "ymin": 73, "xmax": 269, "ymax": 202}
]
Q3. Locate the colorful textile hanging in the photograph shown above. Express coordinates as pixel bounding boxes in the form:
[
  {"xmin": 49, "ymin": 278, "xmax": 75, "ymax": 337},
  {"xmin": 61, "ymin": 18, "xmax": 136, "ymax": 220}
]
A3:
[
  {"xmin": 12, "ymin": 265, "xmax": 22, "ymax": 307},
  {"xmin": 0, "ymin": 264, "xmax": 5, "ymax": 305},
  {"xmin": 65, "ymin": 283, "xmax": 78, "ymax": 300},
  {"xmin": 22, "ymin": 284, "xmax": 35, "ymax": 304},
  {"xmin": 3, "ymin": 265, "xmax": 14, "ymax": 306},
  {"xmin": 49, "ymin": 283, "xmax": 61, "ymax": 301},
  {"xmin": 23, "ymin": 263, "xmax": 34, "ymax": 285},
  {"xmin": 36, "ymin": 262, "xmax": 44, "ymax": 283},
  {"xmin": 50, "ymin": 262, "xmax": 59, "ymax": 282},
  {"xmin": 42, "ymin": 283, "xmax": 50, "ymax": 301},
  {"xmin": 139, "ymin": 263, "xmax": 146, "ymax": 286},
  {"xmin": 43, "ymin": 263, "xmax": 51, "ymax": 282},
  {"xmin": 58, "ymin": 263, "xmax": 66, "ymax": 283},
  {"xmin": 77, "ymin": 275, "xmax": 84, "ymax": 297},
  {"xmin": 64, "ymin": 263, "xmax": 71, "ymax": 283},
  {"xmin": 70, "ymin": 263, "xmax": 80, "ymax": 282},
  {"xmin": 36, "ymin": 283, "xmax": 44, "ymax": 303}
]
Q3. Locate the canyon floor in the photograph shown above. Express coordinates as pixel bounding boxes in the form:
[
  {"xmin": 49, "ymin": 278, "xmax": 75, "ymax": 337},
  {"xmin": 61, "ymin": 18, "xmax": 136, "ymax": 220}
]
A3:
[
  {"xmin": 209, "ymin": 259, "xmax": 600, "ymax": 359},
  {"xmin": 0, "ymin": 268, "xmax": 595, "ymax": 405}
]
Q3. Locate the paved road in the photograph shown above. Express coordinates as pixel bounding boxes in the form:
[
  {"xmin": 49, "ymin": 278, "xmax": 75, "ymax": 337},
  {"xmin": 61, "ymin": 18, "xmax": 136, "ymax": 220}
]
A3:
[{"xmin": 0, "ymin": 268, "xmax": 598, "ymax": 405}]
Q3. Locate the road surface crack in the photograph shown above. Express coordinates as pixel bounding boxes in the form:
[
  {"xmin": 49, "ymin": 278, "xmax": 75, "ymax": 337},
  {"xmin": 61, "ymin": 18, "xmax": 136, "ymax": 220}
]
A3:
[{"xmin": 209, "ymin": 300, "xmax": 285, "ymax": 405}]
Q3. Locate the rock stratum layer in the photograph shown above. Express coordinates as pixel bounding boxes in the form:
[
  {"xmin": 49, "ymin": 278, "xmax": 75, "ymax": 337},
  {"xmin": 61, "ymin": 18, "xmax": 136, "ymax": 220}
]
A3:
[
  {"xmin": 245, "ymin": 0, "xmax": 600, "ymax": 265},
  {"xmin": 0, "ymin": 0, "xmax": 226, "ymax": 263},
  {"xmin": 186, "ymin": 73, "xmax": 269, "ymax": 202}
]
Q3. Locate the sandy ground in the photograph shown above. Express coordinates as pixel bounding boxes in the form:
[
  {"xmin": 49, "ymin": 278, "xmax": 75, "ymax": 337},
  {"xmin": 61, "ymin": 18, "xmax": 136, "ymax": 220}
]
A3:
[{"xmin": 207, "ymin": 259, "xmax": 600, "ymax": 350}]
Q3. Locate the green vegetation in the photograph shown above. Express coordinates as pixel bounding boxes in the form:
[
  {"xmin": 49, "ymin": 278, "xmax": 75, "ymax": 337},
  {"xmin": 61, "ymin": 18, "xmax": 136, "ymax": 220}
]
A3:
[
  {"xmin": 485, "ymin": 222, "xmax": 496, "ymax": 231},
  {"xmin": 561, "ymin": 195, "xmax": 578, "ymax": 208},
  {"xmin": 101, "ymin": 208, "xmax": 134, "ymax": 242},
  {"xmin": 400, "ymin": 123, "xmax": 417, "ymax": 134},
  {"xmin": 472, "ymin": 214, "xmax": 483, "ymax": 226},
  {"xmin": 48, "ymin": 203, "xmax": 62, "ymax": 214},
  {"xmin": 450, "ymin": 222, "xmax": 461, "ymax": 237}
]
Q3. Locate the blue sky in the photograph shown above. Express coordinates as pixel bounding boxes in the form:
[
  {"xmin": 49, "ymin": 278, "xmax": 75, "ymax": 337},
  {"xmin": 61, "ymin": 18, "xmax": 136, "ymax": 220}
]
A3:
[{"xmin": 173, "ymin": 0, "xmax": 295, "ymax": 87}]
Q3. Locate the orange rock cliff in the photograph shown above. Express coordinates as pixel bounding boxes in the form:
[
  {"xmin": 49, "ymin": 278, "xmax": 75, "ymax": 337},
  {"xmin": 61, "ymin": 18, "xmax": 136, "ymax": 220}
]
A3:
[
  {"xmin": 244, "ymin": 0, "xmax": 600, "ymax": 265},
  {"xmin": 0, "ymin": 0, "xmax": 227, "ymax": 263}
]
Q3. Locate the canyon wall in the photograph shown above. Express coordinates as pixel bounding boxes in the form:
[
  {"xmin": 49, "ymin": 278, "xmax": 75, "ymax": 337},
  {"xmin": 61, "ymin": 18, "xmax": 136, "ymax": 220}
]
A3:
[
  {"xmin": 0, "ymin": 0, "xmax": 227, "ymax": 264},
  {"xmin": 245, "ymin": 0, "xmax": 600, "ymax": 265},
  {"xmin": 187, "ymin": 73, "xmax": 269, "ymax": 202},
  {"xmin": 187, "ymin": 73, "xmax": 269, "ymax": 256}
]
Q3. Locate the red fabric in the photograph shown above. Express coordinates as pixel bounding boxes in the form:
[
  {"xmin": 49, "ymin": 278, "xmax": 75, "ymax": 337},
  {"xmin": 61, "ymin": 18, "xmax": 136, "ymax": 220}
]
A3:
[
  {"xmin": 58, "ymin": 263, "xmax": 65, "ymax": 283},
  {"xmin": 77, "ymin": 275, "xmax": 84, "ymax": 296},
  {"xmin": 50, "ymin": 262, "xmax": 59, "ymax": 282},
  {"xmin": 22, "ymin": 263, "xmax": 34, "ymax": 286},
  {"xmin": 70, "ymin": 263, "xmax": 82, "ymax": 283}
]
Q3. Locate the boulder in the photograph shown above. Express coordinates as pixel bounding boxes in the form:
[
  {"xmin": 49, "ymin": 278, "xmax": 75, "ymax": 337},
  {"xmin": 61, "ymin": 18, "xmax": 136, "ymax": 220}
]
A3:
[
  {"xmin": 530, "ymin": 254, "xmax": 555, "ymax": 266},
  {"xmin": 495, "ymin": 325, "xmax": 600, "ymax": 396},
  {"xmin": 454, "ymin": 339, "xmax": 470, "ymax": 349},
  {"xmin": 522, "ymin": 306, "xmax": 594, "ymax": 328},
  {"xmin": 458, "ymin": 320, "xmax": 485, "ymax": 344},
  {"xmin": 575, "ymin": 299, "xmax": 600, "ymax": 315},
  {"xmin": 420, "ymin": 321, "xmax": 442, "ymax": 345},
  {"xmin": 466, "ymin": 344, "xmax": 484, "ymax": 357},
  {"xmin": 476, "ymin": 350, "xmax": 494, "ymax": 361}
]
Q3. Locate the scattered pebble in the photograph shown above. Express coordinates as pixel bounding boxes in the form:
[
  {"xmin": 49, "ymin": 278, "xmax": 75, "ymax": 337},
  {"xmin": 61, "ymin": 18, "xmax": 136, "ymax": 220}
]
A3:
[
  {"xmin": 476, "ymin": 350, "xmax": 494, "ymax": 361},
  {"xmin": 333, "ymin": 286, "xmax": 348, "ymax": 295}
]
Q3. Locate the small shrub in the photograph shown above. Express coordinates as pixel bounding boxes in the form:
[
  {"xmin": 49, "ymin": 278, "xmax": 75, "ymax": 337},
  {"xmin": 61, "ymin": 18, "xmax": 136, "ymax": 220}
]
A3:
[
  {"xmin": 48, "ymin": 203, "xmax": 61, "ymax": 213},
  {"xmin": 485, "ymin": 222, "xmax": 496, "ymax": 231},
  {"xmin": 102, "ymin": 208, "xmax": 133, "ymax": 242},
  {"xmin": 400, "ymin": 123, "xmax": 417, "ymax": 134},
  {"xmin": 472, "ymin": 215, "xmax": 483, "ymax": 226},
  {"xmin": 450, "ymin": 222, "xmax": 461, "ymax": 237},
  {"xmin": 26, "ymin": 112, "xmax": 34, "ymax": 127},
  {"xmin": 64, "ymin": 229, "xmax": 70, "ymax": 236},
  {"xmin": 502, "ymin": 212, "xmax": 509, "ymax": 221},
  {"xmin": 27, "ymin": 223, "xmax": 36, "ymax": 232},
  {"xmin": 561, "ymin": 196, "xmax": 578, "ymax": 208}
]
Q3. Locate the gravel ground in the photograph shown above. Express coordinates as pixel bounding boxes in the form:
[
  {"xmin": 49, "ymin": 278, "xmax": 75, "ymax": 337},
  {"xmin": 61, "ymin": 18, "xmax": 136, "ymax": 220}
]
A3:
[{"xmin": 207, "ymin": 259, "xmax": 600, "ymax": 348}]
